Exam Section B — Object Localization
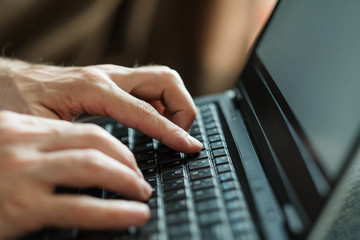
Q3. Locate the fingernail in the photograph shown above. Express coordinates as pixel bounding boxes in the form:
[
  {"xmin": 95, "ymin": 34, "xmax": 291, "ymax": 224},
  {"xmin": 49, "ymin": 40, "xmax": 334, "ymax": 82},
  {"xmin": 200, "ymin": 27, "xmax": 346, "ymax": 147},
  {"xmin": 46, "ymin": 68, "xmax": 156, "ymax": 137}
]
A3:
[
  {"xmin": 142, "ymin": 179, "xmax": 152, "ymax": 199},
  {"xmin": 187, "ymin": 134, "xmax": 203, "ymax": 148}
]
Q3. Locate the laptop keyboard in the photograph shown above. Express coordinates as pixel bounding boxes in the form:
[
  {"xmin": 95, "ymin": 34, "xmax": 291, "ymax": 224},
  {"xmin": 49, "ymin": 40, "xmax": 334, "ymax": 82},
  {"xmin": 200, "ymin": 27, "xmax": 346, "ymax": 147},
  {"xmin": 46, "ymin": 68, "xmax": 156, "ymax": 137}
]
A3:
[{"xmin": 46, "ymin": 103, "xmax": 259, "ymax": 240}]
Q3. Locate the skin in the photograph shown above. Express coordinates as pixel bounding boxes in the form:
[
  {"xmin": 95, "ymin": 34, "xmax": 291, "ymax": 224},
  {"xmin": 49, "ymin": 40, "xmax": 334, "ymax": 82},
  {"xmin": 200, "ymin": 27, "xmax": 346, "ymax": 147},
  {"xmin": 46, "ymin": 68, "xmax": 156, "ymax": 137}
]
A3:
[{"xmin": 0, "ymin": 58, "xmax": 202, "ymax": 238}]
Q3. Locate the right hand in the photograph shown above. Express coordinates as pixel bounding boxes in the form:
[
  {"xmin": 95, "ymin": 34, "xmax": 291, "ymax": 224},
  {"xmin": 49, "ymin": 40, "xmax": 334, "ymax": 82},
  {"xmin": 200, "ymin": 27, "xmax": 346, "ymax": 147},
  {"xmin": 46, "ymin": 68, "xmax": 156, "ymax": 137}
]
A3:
[
  {"xmin": 0, "ymin": 59, "xmax": 202, "ymax": 153},
  {"xmin": 0, "ymin": 111, "xmax": 152, "ymax": 239}
]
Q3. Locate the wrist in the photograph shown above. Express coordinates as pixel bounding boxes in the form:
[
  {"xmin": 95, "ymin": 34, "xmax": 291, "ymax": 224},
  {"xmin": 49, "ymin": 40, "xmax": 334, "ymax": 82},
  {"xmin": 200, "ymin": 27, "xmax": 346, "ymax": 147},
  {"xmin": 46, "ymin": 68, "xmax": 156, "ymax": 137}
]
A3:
[{"xmin": 0, "ymin": 57, "xmax": 31, "ymax": 72}]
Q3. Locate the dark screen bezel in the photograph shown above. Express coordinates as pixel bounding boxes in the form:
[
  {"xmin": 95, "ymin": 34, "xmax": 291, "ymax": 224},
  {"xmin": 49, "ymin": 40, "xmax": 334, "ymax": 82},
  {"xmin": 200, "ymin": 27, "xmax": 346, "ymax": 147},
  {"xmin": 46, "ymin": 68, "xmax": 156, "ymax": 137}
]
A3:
[{"xmin": 235, "ymin": 0, "xmax": 332, "ymax": 223}]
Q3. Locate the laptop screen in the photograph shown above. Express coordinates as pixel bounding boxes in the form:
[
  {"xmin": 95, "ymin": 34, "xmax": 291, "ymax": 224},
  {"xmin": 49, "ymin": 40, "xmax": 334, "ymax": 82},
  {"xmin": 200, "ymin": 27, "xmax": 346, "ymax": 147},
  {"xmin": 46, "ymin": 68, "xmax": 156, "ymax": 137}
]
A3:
[{"xmin": 256, "ymin": 0, "xmax": 360, "ymax": 181}]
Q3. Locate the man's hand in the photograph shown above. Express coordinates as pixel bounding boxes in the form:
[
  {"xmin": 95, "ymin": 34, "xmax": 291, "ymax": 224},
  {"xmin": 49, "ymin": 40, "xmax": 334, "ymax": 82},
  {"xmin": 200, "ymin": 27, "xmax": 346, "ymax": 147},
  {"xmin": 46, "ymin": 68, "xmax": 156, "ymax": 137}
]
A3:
[
  {"xmin": 0, "ymin": 111, "xmax": 152, "ymax": 239},
  {"xmin": 0, "ymin": 58, "xmax": 202, "ymax": 153}
]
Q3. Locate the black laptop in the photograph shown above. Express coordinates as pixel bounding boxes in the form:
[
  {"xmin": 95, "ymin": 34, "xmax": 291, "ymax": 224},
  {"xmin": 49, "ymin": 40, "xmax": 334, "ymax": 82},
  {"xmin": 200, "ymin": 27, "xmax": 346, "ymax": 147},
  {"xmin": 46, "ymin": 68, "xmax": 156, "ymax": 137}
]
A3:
[{"xmin": 21, "ymin": 0, "xmax": 360, "ymax": 239}]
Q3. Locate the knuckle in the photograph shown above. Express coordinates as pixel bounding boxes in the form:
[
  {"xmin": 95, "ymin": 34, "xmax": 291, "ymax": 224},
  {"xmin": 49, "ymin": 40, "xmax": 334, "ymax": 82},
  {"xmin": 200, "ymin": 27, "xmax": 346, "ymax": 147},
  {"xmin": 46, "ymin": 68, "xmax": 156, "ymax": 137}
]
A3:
[
  {"xmin": 0, "ymin": 110, "xmax": 14, "ymax": 122},
  {"xmin": 79, "ymin": 67, "xmax": 109, "ymax": 86},
  {"xmin": 160, "ymin": 67, "xmax": 183, "ymax": 86},
  {"xmin": 136, "ymin": 100, "xmax": 158, "ymax": 118},
  {"xmin": 81, "ymin": 123, "xmax": 108, "ymax": 139},
  {"xmin": 81, "ymin": 149, "xmax": 106, "ymax": 173},
  {"xmin": 98, "ymin": 63, "xmax": 116, "ymax": 69},
  {"xmin": 0, "ymin": 150, "xmax": 23, "ymax": 170},
  {"xmin": 80, "ymin": 67, "xmax": 102, "ymax": 81},
  {"xmin": 162, "ymin": 67, "xmax": 184, "ymax": 86}
]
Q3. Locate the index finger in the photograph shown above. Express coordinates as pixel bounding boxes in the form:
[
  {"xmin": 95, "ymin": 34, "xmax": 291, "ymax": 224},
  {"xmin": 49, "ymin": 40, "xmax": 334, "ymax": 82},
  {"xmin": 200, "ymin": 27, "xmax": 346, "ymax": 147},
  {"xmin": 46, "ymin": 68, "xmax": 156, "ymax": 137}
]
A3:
[
  {"xmin": 112, "ymin": 93, "xmax": 202, "ymax": 153},
  {"xmin": 114, "ymin": 66, "xmax": 197, "ymax": 132},
  {"xmin": 81, "ymin": 86, "xmax": 202, "ymax": 153}
]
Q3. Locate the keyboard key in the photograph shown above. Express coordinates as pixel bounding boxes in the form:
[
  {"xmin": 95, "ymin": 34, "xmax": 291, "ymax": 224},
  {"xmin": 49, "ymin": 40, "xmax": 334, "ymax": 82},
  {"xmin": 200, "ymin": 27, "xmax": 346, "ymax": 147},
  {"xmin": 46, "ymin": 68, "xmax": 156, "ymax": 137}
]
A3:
[
  {"xmin": 134, "ymin": 135, "xmax": 153, "ymax": 145},
  {"xmin": 205, "ymin": 122, "xmax": 217, "ymax": 130},
  {"xmin": 198, "ymin": 212, "xmax": 221, "ymax": 226},
  {"xmin": 203, "ymin": 117, "xmax": 215, "ymax": 125},
  {"xmin": 137, "ymin": 232, "xmax": 161, "ymax": 240},
  {"xmin": 165, "ymin": 189, "xmax": 187, "ymax": 202},
  {"xmin": 162, "ymin": 169, "xmax": 184, "ymax": 181},
  {"xmin": 157, "ymin": 144, "xmax": 175, "ymax": 154},
  {"xmin": 231, "ymin": 223, "xmax": 257, "ymax": 238},
  {"xmin": 192, "ymin": 119, "xmax": 199, "ymax": 127},
  {"xmin": 164, "ymin": 179, "xmax": 185, "ymax": 191},
  {"xmin": 209, "ymin": 134, "xmax": 221, "ymax": 143},
  {"xmin": 147, "ymin": 198, "xmax": 158, "ymax": 208},
  {"xmin": 210, "ymin": 141, "xmax": 225, "ymax": 150},
  {"xmin": 190, "ymin": 168, "xmax": 213, "ymax": 180},
  {"xmin": 229, "ymin": 210, "xmax": 247, "ymax": 222},
  {"xmin": 201, "ymin": 108, "xmax": 212, "ymax": 116},
  {"xmin": 149, "ymin": 209, "xmax": 158, "ymax": 221},
  {"xmin": 133, "ymin": 142, "xmax": 154, "ymax": 152},
  {"xmin": 158, "ymin": 152, "xmax": 182, "ymax": 163},
  {"xmin": 166, "ymin": 199, "xmax": 188, "ymax": 213},
  {"xmin": 142, "ymin": 167, "xmax": 156, "ymax": 177},
  {"xmin": 196, "ymin": 199, "xmax": 219, "ymax": 212},
  {"xmin": 167, "ymin": 211, "xmax": 189, "ymax": 225},
  {"xmin": 206, "ymin": 128, "xmax": 219, "ymax": 136},
  {"xmin": 190, "ymin": 126, "xmax": 201, "ymax": 135},
  {"xmin": 199, "ymin": 105, "xmax": 210, "ymax": 112},
  {"xmin": 227, "ymin": 199, "xmax": 244, "ymax": 211},
  {"xmin": 215, "ymin": 156, "xmax": 229, "ymax": 165},
  {"xmin": 188, "ymin": 159, "xmax": 210, "ymax": 170},
  {"xmin": 111, "ymin": 123, "xmax": 128, "ymax": 138},
  {"xmin": 221, "ymin": 180, "xmax": 236, "ymax": 191},
  {"xmin": 171, "ymin": 235, "xmax": 193, "ymax": 240},
  {"xmin": 119, "ymin": 136, "xmax": 129, "ymax": 146},
  {"xmin": 217, "ymin": 164, "xmax": 231, "ymax": 173},
  {"xmin": 213, "ymin": 148, "xmax": 227, "ymax": 157},
  {"xmin": 138, "ymin": 159, "xmax": 156, "ymax": 170},
  {"xmin": 201, "ymin": 224, "xmax": 227, "ymax": 240},
  {"xmin": 161, "ymin": 159, "xmax": 183, "ymax": 170},
  {"xmin": 187, "ymin": 150, "xmax": 209, "ymax": 160},
  {"xmin": 224, "ymin": 190, "xmax": 238, "ymax": 202},
  {"xmin": 168, "ymin": 224, "xmax": 191, "ymax": 238},
  {"xmin": 135, "ymin": 150, "xmax": 155, "ymax": 161},
  {"xmin": 192, "ymin": 178, "xmax": 215, "ymax": 191},
  {"xmin": 194, "ymin": 188, "xmax": 217, "ymax": 202},
  {"xmin": 138, "ymin": 220, "xmax": 158, "ymax": 234},
  {"xmin": 219, "ymin": 172, "xmax": 233, "ymax": 182},
  {"xmin": 146, "ymin": 176, "xmax": 157, "ymax": 186},
  {"xmin": 134, "ymin": 129, "xmax": 147, "ymax": 137},
  {"xmin": 193, "ymin": 134, "xmax": 204, "ymax": 142}
]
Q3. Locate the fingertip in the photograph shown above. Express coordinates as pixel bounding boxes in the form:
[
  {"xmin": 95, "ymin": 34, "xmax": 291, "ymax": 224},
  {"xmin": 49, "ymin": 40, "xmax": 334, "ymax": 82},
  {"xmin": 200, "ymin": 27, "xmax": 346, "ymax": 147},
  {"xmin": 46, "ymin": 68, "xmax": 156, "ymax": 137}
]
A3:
[
  {"xmin": 141, "ymin": 179, "xmax": 153, "ymax": 201},
  {"xmin": 137, "ymin": 168, "xmax": 144, "ymax": 179},
  {"xmin": 163, "ymin": 128, "xmax": 203, "ymax": 154},
  {"xmin": 186, "ymin": 134, "xmax": 203, "ymax": 153},
  {"xmin": 132, "ymin": 202, "xmax": 151, "ymax": 226}
]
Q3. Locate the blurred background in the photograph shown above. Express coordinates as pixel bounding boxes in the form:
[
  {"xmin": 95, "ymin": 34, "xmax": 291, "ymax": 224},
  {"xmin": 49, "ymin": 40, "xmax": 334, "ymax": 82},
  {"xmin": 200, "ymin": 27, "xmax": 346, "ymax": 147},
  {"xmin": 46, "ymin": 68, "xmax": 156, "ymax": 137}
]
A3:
[{"xmin": 0, "ymin": 0, "xmax": 276, "ymax": 96}]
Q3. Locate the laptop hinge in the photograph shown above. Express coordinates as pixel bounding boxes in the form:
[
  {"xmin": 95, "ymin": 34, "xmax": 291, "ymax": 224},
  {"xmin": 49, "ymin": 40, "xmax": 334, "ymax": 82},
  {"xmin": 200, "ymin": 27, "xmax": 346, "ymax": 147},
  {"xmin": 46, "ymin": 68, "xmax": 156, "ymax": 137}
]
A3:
[{"xmin": 233, "ymin": 86, "xmax": 244, "ymax": 108}]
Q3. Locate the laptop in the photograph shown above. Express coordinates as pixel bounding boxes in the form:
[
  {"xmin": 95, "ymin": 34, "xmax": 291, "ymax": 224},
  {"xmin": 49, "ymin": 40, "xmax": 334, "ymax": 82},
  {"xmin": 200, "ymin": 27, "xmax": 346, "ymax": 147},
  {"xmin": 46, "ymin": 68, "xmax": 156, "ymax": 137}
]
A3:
[{"xmin": 20, "ymin": 0, "xmax": 360, "ymax": 239}]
